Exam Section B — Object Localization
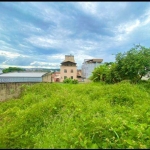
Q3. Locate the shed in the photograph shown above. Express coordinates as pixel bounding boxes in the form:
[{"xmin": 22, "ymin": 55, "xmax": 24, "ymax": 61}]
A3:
[{"xmin": 0, "ymin": 72, "xmax": 52, "ymax": 83}]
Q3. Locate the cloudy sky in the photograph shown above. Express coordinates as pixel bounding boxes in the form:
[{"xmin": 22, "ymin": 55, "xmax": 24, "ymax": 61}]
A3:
[{"xmin": 0, "ymin": 2, "xmax": 150, "ymax": 69}]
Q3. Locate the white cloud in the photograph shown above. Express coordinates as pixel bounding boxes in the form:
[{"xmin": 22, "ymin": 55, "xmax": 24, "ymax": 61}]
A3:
[
  {"xmin": 76, "ymin": 2, "xmax": 128, "ymax": 20},
  {"xmin": 0, "ymin": 40, "xmax": 11, "ymax": 45},
  {"xmin": 77, "ymin": 2, "xmax": 98, "ymax": 15},
  {"xmin": 30, "ymin": 61, "xmax": 60, "ymax": 68},
  {"xmin": 0, "ymin": 50, "xmax": 29, "ymax": 59},
  {"xmin": 47, "ymin": 54, "xmax": 65, "ymax": 62},
  {"xmin": 21, "ymin": 23, "xmax": 42, "ymax": 33},
  {"xmin": 126, "ymin": 20, "xmax": 140, "ymax": 33},
  {"xmin": 25, "ymin": 34, "xmax": 101, "ymax": 54},
  {"xmin": 25, "ymin": 36, "xmax": 57, "ymax": 48},
  {"xmin": 18, "ymin": 44, "xmax": 31, "ymax": 48},
  {"xmin": 117, "ymin": 19, "xmax": 140, "ymax": 34},
  {"xmin": 140, "ymin": 8, "xmax": 150, "ymax": 26}
]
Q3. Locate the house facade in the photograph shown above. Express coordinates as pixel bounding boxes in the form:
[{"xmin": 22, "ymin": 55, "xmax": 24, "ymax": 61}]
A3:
[
  {"xmin": 60, "ymin": 55, "xmax": 77, "ymax": 82},
  {"xmin": 81, "ymin": 59, "xmax": 103, "ymax": 79},
  {"xmin": 51, "ymin": 72, "xmax": 60, "ymax": 82}
]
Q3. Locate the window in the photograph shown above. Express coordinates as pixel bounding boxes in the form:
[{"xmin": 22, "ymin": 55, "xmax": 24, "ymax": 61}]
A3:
[
  {"xmin": 71, "ymin": 76, "xmax": 73, "ymax": 79},
  {"xmin": 71, "ymin": 69, "xmax": 73, "ymax": 73},
  {"xmin": 64, "ymin": 69, "xmax": 67, "ymax": 73},
  {"xmin": 64, "ymin": 76, "xmax": 67, "ymax": 79}
]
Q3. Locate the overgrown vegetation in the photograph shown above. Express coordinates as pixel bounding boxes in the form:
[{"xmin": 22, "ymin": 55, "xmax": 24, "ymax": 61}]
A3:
[
  {"xmin": 63, "ymin": 78, "xmax": 78, "ymax": 84},
  {"xmin": 2, "ymin": 67, "xmax": 25, "ymax": 73},
  {"xmin": 0, "ymin": 81, "xmax": 150, "ymax": 148},
  {"xmin": 90, "ymin": 45, "xmax": 150, "ymax": 83}
]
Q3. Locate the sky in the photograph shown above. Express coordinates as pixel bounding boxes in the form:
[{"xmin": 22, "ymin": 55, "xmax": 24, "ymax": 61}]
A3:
[{"xmin": 0, "ymin": 2, "xmax": 150, "ymax": 69}]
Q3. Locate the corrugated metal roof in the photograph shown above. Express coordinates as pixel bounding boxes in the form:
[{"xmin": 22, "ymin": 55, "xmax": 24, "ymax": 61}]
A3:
[{"xmin": 0, "ymin": 72, "xmax": 48, "ymax": 77}]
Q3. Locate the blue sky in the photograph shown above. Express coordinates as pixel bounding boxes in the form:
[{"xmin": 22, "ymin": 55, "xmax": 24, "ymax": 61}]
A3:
[{"xmin": 0, "ymin": 2, "xmax": 150, "ymax": 69}]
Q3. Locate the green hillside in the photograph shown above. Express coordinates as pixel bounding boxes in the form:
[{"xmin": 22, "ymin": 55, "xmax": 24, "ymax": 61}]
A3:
[{"xmin": 0, "ymin": 81, "xmax": 150, "ymax": 148}]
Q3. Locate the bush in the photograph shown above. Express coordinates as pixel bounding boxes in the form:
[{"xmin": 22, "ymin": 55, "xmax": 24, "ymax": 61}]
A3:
[
  {"xmin": 63, "ymin": 78, "xmax": 78, "ymax": 84},
  {"xmin": 72, "ymin": 79, "xmax": 78, "ymax": 84}
]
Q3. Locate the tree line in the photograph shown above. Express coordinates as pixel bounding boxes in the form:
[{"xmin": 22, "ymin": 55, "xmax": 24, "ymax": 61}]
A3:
[{"xmin": 2, "ymin": 67, "xmax": 25, "ymax": 73}]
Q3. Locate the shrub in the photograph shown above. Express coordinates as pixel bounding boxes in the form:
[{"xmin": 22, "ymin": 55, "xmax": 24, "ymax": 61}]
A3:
[
  {"xmin": 63, "ymin": 78, "xmax": 78, "ymax": 84},
  {"xmin": 72, "ymin": 79, "xmax": 78, "ymax": 84},
  {"xmin": 63, "ymin": 78, "xmax": 73, "ymax": 83}
]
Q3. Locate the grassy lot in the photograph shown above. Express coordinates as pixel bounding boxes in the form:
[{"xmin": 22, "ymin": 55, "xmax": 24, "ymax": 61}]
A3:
[{"xmin": 0, "ymin": 81, "xmax": 150, "ymax": 148}]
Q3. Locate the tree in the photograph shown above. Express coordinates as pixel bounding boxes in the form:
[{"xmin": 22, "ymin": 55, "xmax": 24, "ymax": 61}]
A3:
[
  {"xmin": 104, "ymin": 62, "xmax": 114, "ymax": 66},
  {"xmin": 89, "ymin": 63, "xmax": 121, "ymax": 83},
  {"xmin": 90, "ymin": 45, "xmax": 150, "ymax": 83},
  {"xmin": 106, "ymin": 63, "xmax": 122, "ymax": 83},
  {"xmin": 89, "ymin": 64, "xmax": 111, "ymax": 82},
  {"xmin": 2, "ymin": 67, "xmax": 25, "ymax": 73},
  {"xmin": 115, "ymin": 44, "xmax": 150, "ymax": 83}
]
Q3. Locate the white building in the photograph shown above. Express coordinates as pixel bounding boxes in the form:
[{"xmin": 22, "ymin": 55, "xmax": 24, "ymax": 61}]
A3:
[
  {"xmin": 142, "ymin": 71, "xmax": 150, "ymax": 80},
  {"xmin": 81, "ymin": 59, "xmax": 103, "ymax": 79},
  {"xmin": 0, "ymin": 69, "xmax": 2, "ymax": 74},
  {"xmin": 0, "ymin": 72, "xmax": 52, "ymax": 83}
]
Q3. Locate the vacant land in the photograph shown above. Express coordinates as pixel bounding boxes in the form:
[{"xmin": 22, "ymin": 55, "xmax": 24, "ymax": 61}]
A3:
[{"xmin": 0, "ymin": 81, "xmax": 150, "ymax": 148}]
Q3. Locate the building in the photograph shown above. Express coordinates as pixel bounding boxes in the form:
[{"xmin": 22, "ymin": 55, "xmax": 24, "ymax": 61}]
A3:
[
  {"xmin": 51, "ymin": 70, "xmax": 82, "ymax": 83},
  {"xmin": 60, "ymin": 55, "xmax": 77, "ymax": 82},
  {"xmin": 0, "ymin": 72, "xmax": 52, "ymax": 83},
  {"xmin": 142, "ymin": 71, "xmax": 150, "ymax": 80},
  {"xmin": 81, "ymin": 59, "xmax": 103, "ymax": 79},
  {"xmin": 0, "ymin": 69, "xmax": 2, "ymax": 74},
  {"xmin": 77, "ymin": 69, "xmax": 82, "ymax": 82},
  {"xmin": 51, "ymin": 72, "xmax": 60, "ymax": 82}
]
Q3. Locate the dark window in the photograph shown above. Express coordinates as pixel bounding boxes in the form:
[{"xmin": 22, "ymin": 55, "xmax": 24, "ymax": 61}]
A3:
[
  {"xmin": 64, "ymin": 69, "xmax": 67, "ymax": 73},
  {"xmin": 71, "ymin": 69, "xmax": 73, "ymax": 73},
  {"xmin": 64, "ymin": 76, "xmax": 67, "ymax": 79},
  {"xmin": 71, "ymin": 76, "xmax": 73, "ymax": 79}
]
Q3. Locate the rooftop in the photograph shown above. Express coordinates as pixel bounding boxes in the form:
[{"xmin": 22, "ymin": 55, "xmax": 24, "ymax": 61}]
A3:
[
  {"xmin": 84, "ymin": 59, "xmax": 103, "ymax": 63},
  {"xmin": 0, "ymin": 72, "xmax": 48, "ymax": 77}
]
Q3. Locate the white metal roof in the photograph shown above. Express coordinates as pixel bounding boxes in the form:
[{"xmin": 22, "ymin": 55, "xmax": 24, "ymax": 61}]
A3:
[{"xmin": 0, "ymin": 72, "xmax": 48, "ymax": 77}]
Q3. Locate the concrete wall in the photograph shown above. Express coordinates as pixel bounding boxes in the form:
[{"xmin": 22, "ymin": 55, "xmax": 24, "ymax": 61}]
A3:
[
  {"xmin": 0, "ymin": 82, "xmax": 38, "ymax": 102},
  {"xmin": 42, "ymin": 73, "xmax": 52, "ymax": 82},
  {"xmin": 81, "ymin": 63, "xmax": 102, "ymax": 79}
]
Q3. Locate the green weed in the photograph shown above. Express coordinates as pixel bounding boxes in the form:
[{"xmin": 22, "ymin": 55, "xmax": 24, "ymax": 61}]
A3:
[{"xmin": 0, "ymin": 82, "xmax": 150, "ymax": 148}]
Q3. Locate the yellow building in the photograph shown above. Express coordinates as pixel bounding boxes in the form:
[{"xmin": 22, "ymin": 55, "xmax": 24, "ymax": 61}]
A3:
[{"xmin": 60, "ymin": 55, "xmax": 77, "ymax": 82}]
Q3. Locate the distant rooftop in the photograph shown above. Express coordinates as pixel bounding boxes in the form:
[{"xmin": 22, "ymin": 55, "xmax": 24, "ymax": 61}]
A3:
[
  {"xmin": 84, "ymin": 59, "xmax": 103, "ymax": 63},
  {"xmin": 0, "ymin": 72, "xmax": 48, "ymax": 77}
]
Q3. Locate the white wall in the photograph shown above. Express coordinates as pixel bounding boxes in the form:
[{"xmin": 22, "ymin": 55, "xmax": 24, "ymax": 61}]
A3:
[
  {"xmin": 82, "ymin": 62, "xmax": 102, "ymax": 79},
  {"xmin": 0, "ymin": 69, "xmax": 2, "ymax": 74}
]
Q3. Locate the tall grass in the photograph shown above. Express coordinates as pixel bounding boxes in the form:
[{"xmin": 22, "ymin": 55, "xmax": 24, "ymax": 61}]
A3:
[{"xmin": 0, "ymin": 81, "xmax": 150, "ymax": 148}]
